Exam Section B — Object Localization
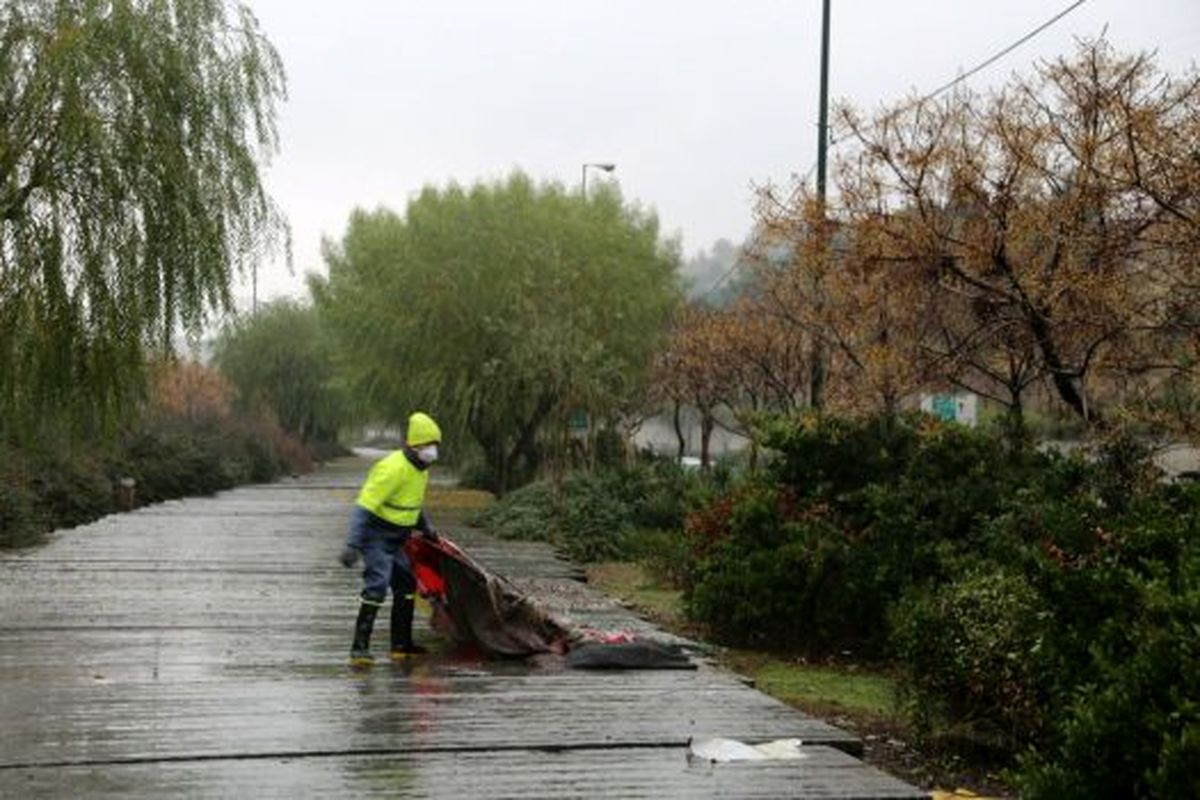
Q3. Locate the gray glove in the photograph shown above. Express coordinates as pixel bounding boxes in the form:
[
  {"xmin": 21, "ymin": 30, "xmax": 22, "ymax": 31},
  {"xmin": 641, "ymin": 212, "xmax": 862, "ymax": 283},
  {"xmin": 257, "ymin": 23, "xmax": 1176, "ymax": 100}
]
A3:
[{"xmin": 338, "ymin": 546, "xmax": 359, "ymax": 568}]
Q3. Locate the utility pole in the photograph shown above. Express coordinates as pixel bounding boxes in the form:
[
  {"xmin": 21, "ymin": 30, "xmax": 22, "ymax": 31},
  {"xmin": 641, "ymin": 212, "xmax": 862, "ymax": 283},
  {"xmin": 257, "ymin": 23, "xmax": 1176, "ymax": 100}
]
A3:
[
  {"xmin": 810, "ymin": 0, "xmax": 831, "ymax": 408},
  {"xmin": 816, "ymin": 0, "xmax": 831, "ymax": 204}
]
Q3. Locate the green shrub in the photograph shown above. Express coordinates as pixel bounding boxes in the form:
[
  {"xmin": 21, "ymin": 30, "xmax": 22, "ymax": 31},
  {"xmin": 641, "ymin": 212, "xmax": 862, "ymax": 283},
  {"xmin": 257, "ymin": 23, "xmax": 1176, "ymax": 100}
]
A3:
[
  {"xmin": 1092, "ymin": 430, "xmax": 1163, "ymax": 513},
  {"xmin": 0, "ymin": 478, "xmax": 42, "ymax": 549},
  {"xmin": 474, "ymin": 461, "xmax": 719, "ymax": 563},
  {"xmin": 123, "ymin": 427, "xmax": 230, "ymax": 503},
  {"xmin": 1017, "ymin": 545, "xmax": 1200, "ymax": 799},
  {"xmin": 685, "ymin": 484, "xmax": 888, "ymax": 652},
  {"xmin": 686, "ymin": 413, "xmax": 1063, "ymax": 655},
  {"xmin": 556, "ymin": 473, "xmax": 634, "ymax": 562},
  {"xmin": 688, "ymin": 517, "xmax": 860, "ymax": 650},
  {"xmin": 27, "ymin": 451, "xmax": 115, "ymax": 529},
  {"xmin": 473, "ymin": 480, "xmax": 558, "ymax": 543},
  {"xmin": 625, "ymin": 527, "xmax": 693, "ymax": 589},
  {"xmin": 683, "ymin": 410, "xmax": 1199, "ymax": 793},
  {"xmin": 884, "ymin": 479, "xmax": 1200, "ymax": 795},
  {"xmin": 1, "ymin": 400, "xmax": 312, "ymax": 550},
  {"xmin": 890, "ymin": 568, "xmax": 1053, "ymax": 750},
  {"xmin": 118, "ymin": 417, "xmax": 300, "ymax": 504},
  {"xmin": 0, "ymin": 443, "xmax": 116, "ymax": 548},
  {"xmin": 759, "ymin": 412, "xmax": 922, "ymax": 502}
]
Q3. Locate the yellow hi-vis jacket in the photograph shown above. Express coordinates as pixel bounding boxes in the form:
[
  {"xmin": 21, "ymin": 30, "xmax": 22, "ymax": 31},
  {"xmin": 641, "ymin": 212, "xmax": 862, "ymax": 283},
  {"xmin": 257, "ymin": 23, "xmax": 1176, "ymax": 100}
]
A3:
[{"xmin": 355, "ymin": 450, "xmax": 429, "ymax": 528}]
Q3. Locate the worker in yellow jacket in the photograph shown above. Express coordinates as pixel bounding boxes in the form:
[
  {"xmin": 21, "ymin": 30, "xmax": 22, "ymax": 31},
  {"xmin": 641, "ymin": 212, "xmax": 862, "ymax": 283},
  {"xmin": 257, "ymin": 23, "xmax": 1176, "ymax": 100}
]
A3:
[{"xmin": 339, "ymin": 411, "xmax": 442, "ymax": 665}]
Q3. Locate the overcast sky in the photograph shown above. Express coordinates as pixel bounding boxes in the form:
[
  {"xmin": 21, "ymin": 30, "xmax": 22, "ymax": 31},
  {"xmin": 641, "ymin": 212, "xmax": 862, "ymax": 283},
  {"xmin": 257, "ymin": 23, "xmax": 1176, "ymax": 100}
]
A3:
[{"xmin": 241, "ymin": 0, "xmax": 1198, "ymax": 305}]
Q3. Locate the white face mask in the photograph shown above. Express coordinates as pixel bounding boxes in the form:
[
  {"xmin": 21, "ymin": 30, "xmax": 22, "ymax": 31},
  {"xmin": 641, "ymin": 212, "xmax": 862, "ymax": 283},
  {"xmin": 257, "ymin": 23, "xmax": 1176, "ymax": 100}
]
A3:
[{"xmin": 416, "ymin": 444, "xmax": 439, "ymax": 464}]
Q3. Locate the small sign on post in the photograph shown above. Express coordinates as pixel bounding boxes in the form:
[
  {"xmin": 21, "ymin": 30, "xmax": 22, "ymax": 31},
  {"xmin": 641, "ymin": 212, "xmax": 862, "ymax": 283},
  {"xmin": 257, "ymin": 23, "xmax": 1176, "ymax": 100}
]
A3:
[
  {"xmin": 920, "ymin": 392, "xmax": 979, "ymax": 426},
  {"xmin": 568, "ymin": 410, "xmax": 588, "ymax": 438},
  {"xmin": 114, "ymin": 477, "xmax": 137, "ymax": 511}
]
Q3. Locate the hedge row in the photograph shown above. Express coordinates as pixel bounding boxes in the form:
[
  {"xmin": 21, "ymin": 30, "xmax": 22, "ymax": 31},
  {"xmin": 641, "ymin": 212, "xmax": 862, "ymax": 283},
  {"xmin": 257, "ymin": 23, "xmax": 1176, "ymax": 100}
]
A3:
[
  {"xmin": 685, "ymin": 413, "xmax": 1198, "ymax": 798},
  {"xmin": 473, "ymin": 459, "xmax": 718, "ymax": 564},
  {"xmin": 1, "ymin": 417, "xmax": 314, "ymax": 550}
]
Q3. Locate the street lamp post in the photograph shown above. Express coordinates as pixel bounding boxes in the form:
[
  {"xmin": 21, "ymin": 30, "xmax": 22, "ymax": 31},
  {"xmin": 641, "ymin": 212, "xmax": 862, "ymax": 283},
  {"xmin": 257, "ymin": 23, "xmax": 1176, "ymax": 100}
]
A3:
[
  {"xmin": 574, "ymin": 161, "xmax": 615, "ymax": 451},
  {"xmin": 581, "ymin": 162, "xmax": 616, "ymax": 197}
]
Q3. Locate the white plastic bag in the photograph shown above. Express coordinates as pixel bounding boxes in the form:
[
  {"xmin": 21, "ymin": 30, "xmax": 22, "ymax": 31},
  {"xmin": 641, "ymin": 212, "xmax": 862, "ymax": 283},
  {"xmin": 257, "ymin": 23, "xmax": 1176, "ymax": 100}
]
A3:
[{"xmin": 687, "ymin": 737, "xmax": 807, "ymax": 763}]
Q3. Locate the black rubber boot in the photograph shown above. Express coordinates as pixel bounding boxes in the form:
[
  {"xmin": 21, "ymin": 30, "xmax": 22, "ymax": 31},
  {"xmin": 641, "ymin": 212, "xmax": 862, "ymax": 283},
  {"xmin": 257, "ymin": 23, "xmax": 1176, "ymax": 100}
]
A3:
[
  {"xmin": 350, "ymin": 602, "xmax": 380, "ymax": 665},
  {"xmin": 389, "ymin": 593, "xmax": 427, "ymax": 659}
]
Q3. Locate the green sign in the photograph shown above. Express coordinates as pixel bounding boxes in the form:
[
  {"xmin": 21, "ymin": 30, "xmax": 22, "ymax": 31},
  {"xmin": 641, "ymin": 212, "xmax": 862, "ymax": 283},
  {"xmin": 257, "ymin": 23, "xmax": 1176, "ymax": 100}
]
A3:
[{"xmin": 931, "ymin": 394, "xmax": 957, "ymax": 422}]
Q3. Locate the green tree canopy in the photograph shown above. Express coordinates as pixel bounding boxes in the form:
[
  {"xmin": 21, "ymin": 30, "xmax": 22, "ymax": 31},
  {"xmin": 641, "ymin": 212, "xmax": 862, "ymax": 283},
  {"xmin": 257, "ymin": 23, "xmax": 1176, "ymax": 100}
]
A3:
[
  {"xmin": 213, "ymin": 299, "xmax": 345, "ymax": 447},
  {"xmin": 312, "ymin": 172, "xmax": 681, "ymax": 491},
  {"xmin": 0, "ymin": 0, "xmax": 286, "ymax": 437}
]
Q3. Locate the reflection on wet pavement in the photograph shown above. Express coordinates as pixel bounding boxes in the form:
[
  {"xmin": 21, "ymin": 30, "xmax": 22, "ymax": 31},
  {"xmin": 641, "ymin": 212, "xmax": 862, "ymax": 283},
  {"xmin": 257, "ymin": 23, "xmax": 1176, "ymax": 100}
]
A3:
[{"xmin": 0, "ymin": 457, "xmax": 926, "ymax": 798}]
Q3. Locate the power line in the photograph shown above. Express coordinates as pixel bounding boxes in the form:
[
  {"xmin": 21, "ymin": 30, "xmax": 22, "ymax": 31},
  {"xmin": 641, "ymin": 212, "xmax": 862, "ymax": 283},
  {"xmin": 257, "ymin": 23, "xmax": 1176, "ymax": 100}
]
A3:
[
  {"xmin": 695, "ymin": 156, "xmax": 819, "ymax": 301},
  {"xmin": 830, "ymin": 0, "xmax": 1089, "ymax": 146},
  {"xmin": 702, "ymin": 0, "xmax": 1090, "ymax": 300},
  {"xmin": 921, "ymin": 0, "xmax": 1087, "ymax": 105},
  {"xmin": 696, "ymin": 250, "xmax": 743, "ymax": 301}
]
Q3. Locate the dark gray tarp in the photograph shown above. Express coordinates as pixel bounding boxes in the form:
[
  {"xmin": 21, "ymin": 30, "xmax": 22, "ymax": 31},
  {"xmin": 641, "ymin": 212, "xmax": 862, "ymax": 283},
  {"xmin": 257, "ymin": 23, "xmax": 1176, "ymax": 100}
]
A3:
[
  {"xmin": 407, "ymin": 536, "xmax": 693, "ymax": 669},
  {"xmin": 436, "ymin": 545, "xmax": 573, "ymax": 657},
  {"xmin": 566, "ymin": 639, "xmax": 695, "ymax": 670}
]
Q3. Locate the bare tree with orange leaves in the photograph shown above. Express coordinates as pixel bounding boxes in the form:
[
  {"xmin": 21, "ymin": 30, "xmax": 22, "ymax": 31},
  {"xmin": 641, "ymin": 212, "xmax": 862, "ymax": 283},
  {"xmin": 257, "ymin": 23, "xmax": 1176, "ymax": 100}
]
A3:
[
  {"xmin": 758, "ymin": 39, "xmax": 1200, "ymax": 431},
  {"xmin": 720, "ymin": 296, "xmax": 810, "ymax": 419},
  {"xmin": 839, "ymin": 39, "xmax": 1199, "ymax": 426},
  {"xmin": 753, "ymin": 192, "xmax": 938, "ymax": 416},
  {"xmin": 651, "ymin": 305, "xmax": 735, "ymax": 468}
]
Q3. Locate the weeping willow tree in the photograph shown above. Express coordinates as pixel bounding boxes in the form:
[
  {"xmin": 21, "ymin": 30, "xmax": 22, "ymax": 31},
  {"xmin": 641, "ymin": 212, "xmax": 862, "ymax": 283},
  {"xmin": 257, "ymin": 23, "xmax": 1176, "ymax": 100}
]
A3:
[
  {"xmin": 0, "ymin": 0, "xmax": 287, "ymax": 440},
  {"xmin": 312, "ymin": 172, "xmax": 681, "ymax": 493}
]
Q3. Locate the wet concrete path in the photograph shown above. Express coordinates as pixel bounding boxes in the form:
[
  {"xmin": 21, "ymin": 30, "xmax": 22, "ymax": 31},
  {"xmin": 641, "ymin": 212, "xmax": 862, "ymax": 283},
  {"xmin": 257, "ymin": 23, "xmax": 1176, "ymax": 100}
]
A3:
[{"xmin": 0, "ymin": 457, "xmax": 926, "ymax": 798}]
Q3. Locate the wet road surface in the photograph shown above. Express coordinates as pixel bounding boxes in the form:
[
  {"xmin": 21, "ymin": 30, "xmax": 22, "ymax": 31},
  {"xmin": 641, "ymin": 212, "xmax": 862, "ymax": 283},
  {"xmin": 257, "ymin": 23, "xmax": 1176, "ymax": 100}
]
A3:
[{"xmin": 0, "ymin": 457, "xmax": 927, "ymax": 798}]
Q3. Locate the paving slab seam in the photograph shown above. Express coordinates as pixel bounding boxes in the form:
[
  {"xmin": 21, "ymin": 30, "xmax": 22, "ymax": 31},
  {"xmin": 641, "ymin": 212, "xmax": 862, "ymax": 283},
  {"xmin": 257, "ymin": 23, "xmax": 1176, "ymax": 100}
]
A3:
[
  {"xmin": 0, "ymin": 566, "xmax": 356, "ymax": 575},
  {"xmin": 107, "ymin": 511, "xmax": 348, "ymax": 517},
  {"xmin": 0, "ymin": 624, "xmax": 351, "ymax": 633},
  {"xmin": 0, "ymin": 739, "xmax": 771, "ymax": 771}
]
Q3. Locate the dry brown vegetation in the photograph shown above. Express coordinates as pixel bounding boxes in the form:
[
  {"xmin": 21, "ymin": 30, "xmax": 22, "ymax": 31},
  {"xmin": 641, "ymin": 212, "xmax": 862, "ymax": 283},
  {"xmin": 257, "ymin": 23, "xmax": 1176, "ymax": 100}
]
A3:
[{"xmin": 658, "ymin": 39, "xmax": 1200, "ymax": 441}]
